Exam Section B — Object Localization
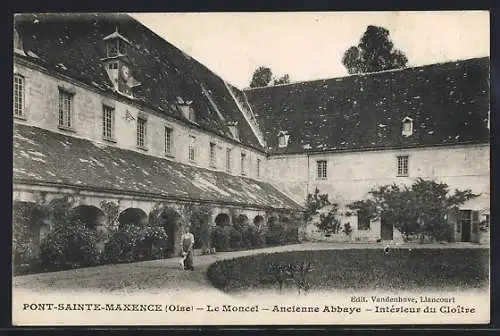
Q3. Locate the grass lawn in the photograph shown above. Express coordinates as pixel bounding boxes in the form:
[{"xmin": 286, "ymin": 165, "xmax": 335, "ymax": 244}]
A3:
[{"xmin": 206, "ymin": 248, "xmax": 489, "ymax": 293}]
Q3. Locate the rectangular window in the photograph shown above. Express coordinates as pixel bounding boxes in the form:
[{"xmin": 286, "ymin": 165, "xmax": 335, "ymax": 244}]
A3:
[
  {"xmin": 241, "ymin": 152, "xmax": 247, "ymax": 175},
  {"xmin": 165, "ymin": 126, "xmax": 173, "ymax": 155},
  {"xmin": 209, "ymin": 142, "xmax": 216, "ymax": 167},
  {"xmin": 317, "ymin": 160, "xmax": 327, "ymax": 179},
  {"xmin": 13, "ymin": 75, "xmax": 25, "ymax": 117},
  {"xmin": 257, "ymin": 158, "xmax": 261, "ymax": 177},
  {"xmin": 188, "ymin": 107, "xmax": 196, "ymax": 122},
  {"xmin": 397, "ymin": 155, "xmax": 409, "ymax": 177},
  {"xmin": 357, "ymin": 210, "xmax": 370, "ymax": 231},
  {"xmin": 189, "ymin": 135, "xmax": 196, "ymax": 161},
  {"xmin": 102, "ymin": 105, "xmax": 114, "ymax": 140},
  {"xmin": 226, "ymin": 148, "xmax": 232, "ymax": 172},
  {"xmin": 136, "ymin": 117, "xmax": 147, "ymax": 148},
  {"xmin": 458, "ymin": 210, "xmax": 471, "ymax": 233},
  {"xmin": 58, "ymin": 89, "xmax": 74, "ymax": 129}
]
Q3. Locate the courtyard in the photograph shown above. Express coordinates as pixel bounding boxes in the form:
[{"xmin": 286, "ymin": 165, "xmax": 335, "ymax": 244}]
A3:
[{"xmin": 12, "ymin": 242, "xmax": 488, "ymax": 295}]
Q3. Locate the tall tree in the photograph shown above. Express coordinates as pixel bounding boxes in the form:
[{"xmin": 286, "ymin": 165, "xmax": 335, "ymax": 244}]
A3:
[
  {"xmin": 249, "ymin": 66, "xmax": 273, "ymax": 88},
  {"xmin": 342, "ymin": 25, "xmax": 408, "ymax": 74}
]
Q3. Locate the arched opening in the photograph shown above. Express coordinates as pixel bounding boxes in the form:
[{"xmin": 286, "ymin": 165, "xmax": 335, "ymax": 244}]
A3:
[
  {"xmin": 118, "ymin": 208, "xmax": 148, "ymax": 228},
  {"xmin": 253, "ymin": 215, "xmax": 265, "ymax": 229},
  {"xmin": 69, "ymin": 205, "xmax": 106, "ymax": 230},
  {"xmin": 215, "ymin": 213, "xmax": 231, "ymax": 227},
  {"xmin": 12, "ymin": 201, "xmax": 49, "ymax": 269},
  {"xmin": 69, "ymin": 205, "xmax": 108, "ymax": 251},
  {"xmin": 150, "ymin": 207, "xmax": 182, "ymax": 257}
]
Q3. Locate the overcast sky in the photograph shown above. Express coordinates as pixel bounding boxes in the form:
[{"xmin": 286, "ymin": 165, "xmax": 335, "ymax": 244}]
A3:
[{"xmin": 130, "ymin": 11, "xmax": 489, "ymax": 89}]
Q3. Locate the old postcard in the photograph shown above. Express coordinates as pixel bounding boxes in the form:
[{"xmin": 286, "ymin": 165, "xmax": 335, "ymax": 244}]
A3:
[{"xmin": 12, "ymin": 11, "xmax": 490, "ymax": 326}]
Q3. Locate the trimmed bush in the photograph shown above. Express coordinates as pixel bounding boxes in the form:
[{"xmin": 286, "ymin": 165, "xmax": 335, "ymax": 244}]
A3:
[
  {"xmin": 265, "ymin": 220, "xmax": 286, "ymax": 246},
  {"xmin": 39, "ymin": 219, "xmax": 100, "ymax": 271},
  {"xmin": 211, "ymin": 226, "xmax": 232, "ymax": 252},
  {"xmin": 242, "ymin": 225, "xmax": 266, "ymax": 248},
  {"xmin": 102, "ymin": 225, "xmax": 168, "ymax": 263}
]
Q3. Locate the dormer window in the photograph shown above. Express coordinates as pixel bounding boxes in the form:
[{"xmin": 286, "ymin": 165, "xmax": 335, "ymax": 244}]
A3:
[
  {"xmin": 402, "ymin": 117, "xmax": 413, "ymax": 137},
  {"xmin": 227, "ymin": 121, "xmax": 239, "ymax": 141},
  {"xmin": 177, "ymin": 97, "xmax": 195, "ymax": 122},
  {"xmin": 278, "ymin": 131, "xmax": 290, "ymax": 148}
]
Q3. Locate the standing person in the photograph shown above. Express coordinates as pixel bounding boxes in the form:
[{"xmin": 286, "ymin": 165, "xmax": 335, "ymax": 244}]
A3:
[{"xmin": 181, "ymin": 225, "xmax": 195, "ymax": 271}]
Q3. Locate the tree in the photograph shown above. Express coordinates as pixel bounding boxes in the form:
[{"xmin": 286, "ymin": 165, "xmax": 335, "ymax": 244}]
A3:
[
  {"xmin": 342, "ymin": 25, "xmax": 408, "ymax": 74},
  {"xmin": 303, "ymin": 188, "xmax": 331, "ymax": 223},
  {"xmin": 273, "ymin": 74, "xmax": 290, "ymax": 85},
  {"xmin": 250, "ymin": 66, "xmax": 273, "ymax": 88},
  {"xmin": 347, "ymin": 178, "xmax": 479, "ymax": 243}
]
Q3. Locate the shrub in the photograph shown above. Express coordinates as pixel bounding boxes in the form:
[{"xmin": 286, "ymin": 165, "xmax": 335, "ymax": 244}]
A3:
[
  {"xmin": 39, "ymin": 219, "xmax": 100, "ymax": 271},
  {"xmin": 211, "ymin": 226, "xmax": 231, "ymax": 252},
  {"xmin": 265, "ymin": 220, "xmax": 285, "ymax": 245},
  {"xmin": 102, "ymin": 225, "xmax": 168, "ymax": 263},
  {"xmin": 185, "ymin": 204, "xmax": 212, "ymax": 250},
  {"xmin": 242, "ymin": 225, "xmax": 266, "ymax": 248},
  {"xmin": 229, "ymin": 226, "xmax": 243, "ymax": 249},
  {"xmin": 283, "ymin": 225, "xmax": 299, "ymax": 244}
]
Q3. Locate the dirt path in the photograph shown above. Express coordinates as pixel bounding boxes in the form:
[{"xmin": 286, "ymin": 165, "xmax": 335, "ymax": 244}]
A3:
[{"xmin": 12, "ymin": 242, "xmax": 485, "ymax": 294}]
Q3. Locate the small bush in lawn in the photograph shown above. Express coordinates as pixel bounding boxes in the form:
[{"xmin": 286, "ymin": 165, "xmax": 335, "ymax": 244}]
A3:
[{"xmin": 39, "ymin": 219, "xmax": 100, "ymax": 271}]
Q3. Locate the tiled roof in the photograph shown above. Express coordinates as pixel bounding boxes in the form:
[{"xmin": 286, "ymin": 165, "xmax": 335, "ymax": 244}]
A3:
[
  {"xmin": 14, "ymin": 13, "xmax": 263, "ymax": 151},
  {"xmin": 244, "ymin": 57, "xmax": 490, "ymax": 154},
  {"xmin": 13, "ymin": 124, "xmax": 301, "ymax": 210}
]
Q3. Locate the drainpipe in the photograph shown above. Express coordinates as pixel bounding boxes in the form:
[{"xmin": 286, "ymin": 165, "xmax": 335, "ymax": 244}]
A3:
[{"xmin": 306, "ymin": 152, "xmax": 310, "ymax": 198}]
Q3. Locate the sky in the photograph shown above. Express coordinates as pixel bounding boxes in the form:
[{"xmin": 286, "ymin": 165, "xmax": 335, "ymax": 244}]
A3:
[{"xmin": 130, "ymin": 11, "xmax": 489, "ymax": 89}]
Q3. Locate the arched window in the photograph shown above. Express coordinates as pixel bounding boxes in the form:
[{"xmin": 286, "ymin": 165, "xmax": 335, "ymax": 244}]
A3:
[{"xmin": 13, "ymin": 74, "xmax": 25, "ymax": 118}]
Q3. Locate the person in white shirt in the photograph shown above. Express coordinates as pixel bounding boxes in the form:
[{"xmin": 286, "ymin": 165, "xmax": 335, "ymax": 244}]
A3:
[{"xmin": 180, "ymin": 225, "xmax": 195, "ymax": 271}]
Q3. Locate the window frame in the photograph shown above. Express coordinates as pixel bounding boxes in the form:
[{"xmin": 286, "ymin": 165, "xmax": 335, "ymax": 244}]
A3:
[
  {"xmin": 209, "ymin": 142, "xmax": 216, "ymax": 168},
  {"xmin": 164, "ymin": 126, "xmax": 174, "ymax": 156},
  {"xmin": 241, "ymin": 152, "xmax": 247, "ymax": 175},
  {"xmin": 136, "ymin": 116, "xmax": 148, "ymax": 150},
  {"xmin": 188, "ymin": 135, "xmax": 196, "ymax": 162},
  {"xmin": 58, "ymin": 88, "xmax": 75, "ymax": 131},
  {"xmin": 316, "ymin": 160, "xmax": 327, "ymax": 180},
  {"xmin": 102, "ymin": 104, "xmax": 115, "ymax": 142},
  {"xmin": 226, "ymin": 148, "xmax": 232, "ymax": 172},
  {"xmin": 13, "ymin": 74, "xmax": 26, "ymax": 119},
  {"xmin": 397, "ymin": 155, "xmax": 409, "ymax": 177}
]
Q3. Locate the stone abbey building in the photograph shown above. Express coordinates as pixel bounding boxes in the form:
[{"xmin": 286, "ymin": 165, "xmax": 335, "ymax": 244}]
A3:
[{"xmin": 12, "ymin": 13, "xmax": 490, "ymax": 256}]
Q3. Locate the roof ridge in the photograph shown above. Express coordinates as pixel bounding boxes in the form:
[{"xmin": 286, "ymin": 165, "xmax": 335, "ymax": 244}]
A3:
[{"xmin": 243, "ymin": 56, "xmax": 490, "ymax": 91}]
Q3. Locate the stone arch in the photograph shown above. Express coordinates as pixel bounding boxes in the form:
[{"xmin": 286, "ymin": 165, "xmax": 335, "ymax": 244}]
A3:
[
  {"xmin": 215, "ymin": 213, "xmax": 231, "ymax": 227},
  {"xmin": 69, "ymin": 205, "xmax": 108, "ymax": 251},
  {"xmin": 118, "ymin": 208, "xmax": 148, "ymax": 228},
  {"xmin": 69, "ymin": 205, "xmax": 106, "ymax": 229},
  {"xmin": 149, "ymin": 206, "xmax": 182, "ymax": 258}
]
